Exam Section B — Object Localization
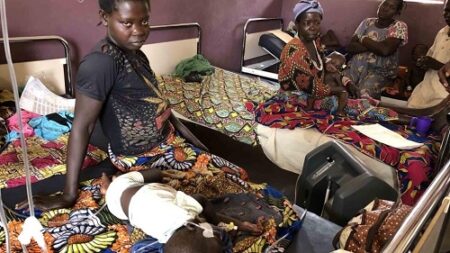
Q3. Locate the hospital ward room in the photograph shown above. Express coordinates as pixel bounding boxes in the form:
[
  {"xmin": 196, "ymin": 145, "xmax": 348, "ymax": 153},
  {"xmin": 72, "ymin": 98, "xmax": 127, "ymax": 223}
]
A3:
[{"xmin": 0, "ymin": 0, "xmax": 450, "ymax": 252}]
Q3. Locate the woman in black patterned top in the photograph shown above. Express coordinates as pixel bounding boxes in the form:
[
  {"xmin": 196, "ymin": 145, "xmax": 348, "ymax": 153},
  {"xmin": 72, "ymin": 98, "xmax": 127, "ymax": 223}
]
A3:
[{"xmin": 18, "ymin": 0, "xmax": 249, "ymax": 211}]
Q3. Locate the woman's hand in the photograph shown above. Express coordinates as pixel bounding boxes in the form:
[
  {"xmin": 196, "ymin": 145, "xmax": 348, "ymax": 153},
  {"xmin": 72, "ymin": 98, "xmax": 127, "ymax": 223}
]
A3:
[
  {"xmin": 438, "ymin": 61, "xmax": 450, "ymax": 92},
  {"xmin": 16, "ymin": 193, "xmax": 77, "ymax": 212},
  {"xmin": 416, "ymin": 56, "xmax": 443, "ymax": 71}
]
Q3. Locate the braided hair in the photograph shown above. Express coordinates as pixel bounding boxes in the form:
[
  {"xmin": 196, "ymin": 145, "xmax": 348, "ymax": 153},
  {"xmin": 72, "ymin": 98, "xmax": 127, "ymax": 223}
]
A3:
[{"xmin": 98, "ymin": 0, "xmax": 150, "ymax": 13}]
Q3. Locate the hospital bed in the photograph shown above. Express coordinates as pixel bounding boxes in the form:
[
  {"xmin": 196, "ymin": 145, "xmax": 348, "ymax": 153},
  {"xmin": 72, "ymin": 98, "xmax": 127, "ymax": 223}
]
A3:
[
  {"xmin": 151, "ymin": 21, "xmax": 398, "ymax": 183},
  {"xmin": 146, "ymin": 21, "xmax": 450, "ymax": 252},
  {"xmin": 0, "ymin": 33, "xmax": 301, "ymax": 253},
  {"xmin": 240, "ymin": 18, "xmax": 293, "ymax": 81},
  {"xmin": 0, "ymin": 36, "xmax": 110, "ymax": 207}
]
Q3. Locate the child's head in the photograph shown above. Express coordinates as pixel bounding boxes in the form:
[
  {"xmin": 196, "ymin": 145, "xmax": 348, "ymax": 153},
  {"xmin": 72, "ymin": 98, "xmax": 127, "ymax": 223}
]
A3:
[
  {"xmin": 411, "ymin": 44, "xmax": 428, "ymax": 62},
  {"xmin": 164, "ymin": 225, "xmax": 223, "ymax": 253},
  {"xmin": 325, "ymin": 51, "xmax": 346, "ymax": 73},
  {"xmin": 98, "ymin": 0, "xmax": 151, "ymax": 51}
]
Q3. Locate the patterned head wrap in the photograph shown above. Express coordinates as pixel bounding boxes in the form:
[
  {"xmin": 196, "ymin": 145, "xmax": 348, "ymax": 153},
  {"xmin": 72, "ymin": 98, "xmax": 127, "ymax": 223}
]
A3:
[{"xmin": 293, "ymin": 0, "xmax": 324, "ymax": 21}]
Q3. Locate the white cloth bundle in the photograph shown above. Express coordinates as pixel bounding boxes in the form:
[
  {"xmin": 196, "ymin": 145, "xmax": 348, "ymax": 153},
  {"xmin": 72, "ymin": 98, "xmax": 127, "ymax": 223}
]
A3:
[{"xmin": 19, "ymin": 76, "xmax": 75, "ymax": 115}]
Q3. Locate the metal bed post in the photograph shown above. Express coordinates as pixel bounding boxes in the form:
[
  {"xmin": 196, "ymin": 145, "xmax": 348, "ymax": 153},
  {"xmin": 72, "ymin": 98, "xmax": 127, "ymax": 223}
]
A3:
[
  {"xmin": 150, "ymin": 22, "xmax": 202, "ymax": 54},
  {"xmin": 241, "ymin": 18, "xmax": 284, "ymax": 70},
  {"xmin": 241, "ymin": 18, "xmax": 284, "ymax": 80},
  {"xmin": 0, "ymin": 36, "xmax": 73, "ymax": 97},
  {"xmin": 382, "ymin": 112, "xmax": 450, "ymax": 252}
]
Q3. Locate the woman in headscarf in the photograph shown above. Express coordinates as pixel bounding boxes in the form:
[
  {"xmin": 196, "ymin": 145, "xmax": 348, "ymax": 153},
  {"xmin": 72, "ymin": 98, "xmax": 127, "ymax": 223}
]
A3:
[
  {"xmin": 278, "ymin": 0, "xmax": 347, "ymax": 116},
  {"xmin": 343, "ymin": 0, "xmax": 408, "ymax": 99},
  {"xmin": 253, "ymin": 0, "xmax": 398, "ymax": 129}
]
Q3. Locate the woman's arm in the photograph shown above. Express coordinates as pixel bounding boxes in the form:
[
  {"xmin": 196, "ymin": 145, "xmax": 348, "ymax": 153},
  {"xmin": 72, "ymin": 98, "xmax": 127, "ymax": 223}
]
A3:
[
  {"xmin": 17, "ymin": 94, "xmax": 104, "ymax": 211},
  {"xmin": 64, "ymin": 94, "xmax": 104, "ymax": 198},
  {"xmin": 346, "ymin": 35, "xmax": 369, "ymax": 54},
  {"xmin": 360, "ymin": 36, "xmax": 402, "ymax": 56},
  {"xmin": 416, "ymin": 56, "xmax": 444, "ymax": 71}
]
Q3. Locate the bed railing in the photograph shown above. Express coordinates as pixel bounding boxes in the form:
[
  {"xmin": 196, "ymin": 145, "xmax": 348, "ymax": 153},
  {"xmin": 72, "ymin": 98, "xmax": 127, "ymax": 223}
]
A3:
[
  {"xmin": 150, "ymin": 22, "xmax": 201, "ymax": 54},
  {"xmin": 241, "ymin": 18, "xmax": 284, "ymax": 68},
  {"xmin": 241, "ymin": 18, "xmax": 284, "ymax": 80},
  {"xmin": 0, "ymin": 35, "xmax": 73, "ymax": 97},
  {"xmin": 383, "ymin": 113, "xmax": 450, "ymax": 252}
]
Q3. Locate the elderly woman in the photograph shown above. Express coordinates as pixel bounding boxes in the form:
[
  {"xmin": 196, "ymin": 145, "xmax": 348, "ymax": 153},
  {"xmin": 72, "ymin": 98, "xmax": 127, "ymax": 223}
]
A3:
[
  {"xmin": 343, "ymin": 0, "xmax": 408, "ymax": 99},
  {"xmin": 278, "ymin": 0, "xmax": 347, "ymax": 115}
]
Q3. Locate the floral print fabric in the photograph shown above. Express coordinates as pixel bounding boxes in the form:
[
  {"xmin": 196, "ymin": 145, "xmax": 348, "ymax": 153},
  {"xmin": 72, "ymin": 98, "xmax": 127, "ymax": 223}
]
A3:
[
  {"xmin": 0, "ymin": 166, "xmax": 301, "ymax": 252},
  {"xmin": 278, "ymin": 37, "xmax": 329, "ymax": 99},
  {"xmin": 158, "ymin": 68, "xmax": 278, "ymax": 145},
  {"xmin": 344, "ymin": 18, "xmax": 408, "ymax": 98}
]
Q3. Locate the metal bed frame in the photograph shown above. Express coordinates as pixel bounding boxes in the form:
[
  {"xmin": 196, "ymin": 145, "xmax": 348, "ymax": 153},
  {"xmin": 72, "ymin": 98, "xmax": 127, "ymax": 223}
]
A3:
[
  {"xmin": 383, "ymin": 113, "xmax": 450, "ymax": 252},
  {"xmin": 0, "ymin": 36, "xmax": 73, "ymax": 97},
  {"xmin": 150, "ymin": 22, "xmax": 201, "ymax": 54},
  {"xmin": 241, "ymin": 18, "xmax": 284, "ymax": 81}
]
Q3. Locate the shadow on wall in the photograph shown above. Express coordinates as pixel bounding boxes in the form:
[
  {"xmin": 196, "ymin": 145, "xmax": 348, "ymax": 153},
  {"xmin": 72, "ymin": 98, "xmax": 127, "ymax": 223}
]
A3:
[{"xmin": 280, "ymin": 0, "xmax": 446, "ymax": 65}]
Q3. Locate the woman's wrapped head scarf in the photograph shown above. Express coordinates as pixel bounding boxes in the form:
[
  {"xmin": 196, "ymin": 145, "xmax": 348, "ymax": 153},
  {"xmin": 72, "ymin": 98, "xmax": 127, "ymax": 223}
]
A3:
[{"xmin": 293, "ymin": 0, "xmax": 324, "ymax": 21}]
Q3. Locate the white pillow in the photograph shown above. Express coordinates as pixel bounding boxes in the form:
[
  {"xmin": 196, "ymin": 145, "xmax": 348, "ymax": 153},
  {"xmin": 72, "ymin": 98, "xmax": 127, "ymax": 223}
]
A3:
[{"xmin": 19, "ymin": 76, "xmax": 75, "ymax": 115}]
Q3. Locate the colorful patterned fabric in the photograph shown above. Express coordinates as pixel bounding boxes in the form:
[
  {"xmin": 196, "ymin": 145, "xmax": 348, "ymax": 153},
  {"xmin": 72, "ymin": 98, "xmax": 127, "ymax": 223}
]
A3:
[
  {"xmin": 253, "ymin": 91, "xmax": 440, "ymax": 205},
  {"xmin": 252, "ymin": 90, "xmax": 398, "ymax": 129},
  {"xmin": 158, "ymin": 68, "xmax": 278, "ymax": 145},
  {"xmin": 278, "ymin": 37, "xmax": 329, "ymax": 99},
  {"xmin": 343, "ymin": 18, "xmax": 408, "ymax": 99},
  {"xmin": 315, "ymin": 120, "xmax": 440, "ymax": 206},
  {"xmin": 0, "ymin": 166, "xmax": 301, "ymax": 252},
  {"xmin": 0, "ymin": 134, "xmax": 107, "ymax": 189}
]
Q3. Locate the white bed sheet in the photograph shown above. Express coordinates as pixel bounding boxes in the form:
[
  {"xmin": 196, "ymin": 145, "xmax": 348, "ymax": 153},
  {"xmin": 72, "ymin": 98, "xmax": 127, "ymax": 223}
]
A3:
[
  {"xmin": 255, "ymin": 124, "xmax": 398, "ymax": 189},
  {"xmin": 174, "ymin": 111, "xmax": 397, "ymax": 189}
]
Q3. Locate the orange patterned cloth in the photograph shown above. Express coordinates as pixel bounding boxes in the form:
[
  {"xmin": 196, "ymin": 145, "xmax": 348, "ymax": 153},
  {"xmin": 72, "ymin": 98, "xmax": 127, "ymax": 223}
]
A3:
[{"xmin": 278, "ymin": 37, "xmax": 330, "ymax": 99}]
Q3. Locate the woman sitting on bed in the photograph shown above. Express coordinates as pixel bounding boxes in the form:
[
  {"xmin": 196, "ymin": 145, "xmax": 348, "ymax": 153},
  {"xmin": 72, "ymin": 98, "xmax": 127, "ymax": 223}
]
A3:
[
  {"xmin": 17, "ymin": 0, "xmax": 250, "ymax": 211},
  {"xmin": 253, "ymin": 0, "xmax": 398, "ymax": 128},
  {"xmin": 278, "ymin": 0, "xmax": 347, "ymax": 116}
]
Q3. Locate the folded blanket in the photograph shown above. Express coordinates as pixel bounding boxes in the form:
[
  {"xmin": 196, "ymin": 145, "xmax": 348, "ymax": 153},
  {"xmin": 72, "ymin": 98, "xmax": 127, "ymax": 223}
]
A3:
[{"xmin": 173, "ymin": 54, "xmax": 215, "ymax": 81}]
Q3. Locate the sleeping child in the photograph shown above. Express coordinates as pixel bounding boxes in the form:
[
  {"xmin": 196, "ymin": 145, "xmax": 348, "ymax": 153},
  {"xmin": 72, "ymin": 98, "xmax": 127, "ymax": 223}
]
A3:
[{"xmin": 101, "ymin": 169, "xmax": 266, "ymax": 253}]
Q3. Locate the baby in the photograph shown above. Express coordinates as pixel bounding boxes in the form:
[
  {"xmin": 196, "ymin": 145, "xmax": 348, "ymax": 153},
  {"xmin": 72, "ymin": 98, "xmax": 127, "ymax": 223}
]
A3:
[
  {"xmin": 324, "ymin": 51, "xmax": 350, "ymax": 116},
  {"xmin": 101, "ymin": 169, "xmax": 263, "ymax": 253},
  {"xmin": 324, "ymin": 51, "xmax": 346, "ymax": 89}
]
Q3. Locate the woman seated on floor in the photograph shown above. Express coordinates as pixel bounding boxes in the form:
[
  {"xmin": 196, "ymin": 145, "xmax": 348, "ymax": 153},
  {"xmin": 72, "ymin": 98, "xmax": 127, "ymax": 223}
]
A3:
[{"xmin": 343, "ymin": 0, "xmax": 408, "ymax": 99}]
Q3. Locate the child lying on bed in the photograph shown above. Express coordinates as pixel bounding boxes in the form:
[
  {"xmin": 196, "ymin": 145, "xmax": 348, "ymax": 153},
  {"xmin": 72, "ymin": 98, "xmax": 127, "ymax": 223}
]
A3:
[{"xmin": 100, "ymin": 169, "xmax": 263, "ymax": 253}]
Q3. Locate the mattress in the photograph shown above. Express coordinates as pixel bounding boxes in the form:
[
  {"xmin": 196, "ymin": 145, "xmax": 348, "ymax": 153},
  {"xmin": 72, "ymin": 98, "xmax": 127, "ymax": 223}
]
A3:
[
  {"xmin": 0, "ymin": 168, "xmax": 301, "ymax": 253},
  {"xmin": 255, "ymin": 124, "xmax": 398, "ymax": 188},
  {"xmin": 160, "ymin": 68, "xmax": 443, "ymax": 205},
  {"xmin": 158, "ymin": 67, "xmax": 279, "ymax": 145}
]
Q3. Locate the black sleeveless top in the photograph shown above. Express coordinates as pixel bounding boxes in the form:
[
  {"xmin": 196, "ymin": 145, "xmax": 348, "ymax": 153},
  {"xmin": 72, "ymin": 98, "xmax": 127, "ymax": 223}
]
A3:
[{"xmin": 76, "ymin": 38, "xmax": 171, "ymax": 155}]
